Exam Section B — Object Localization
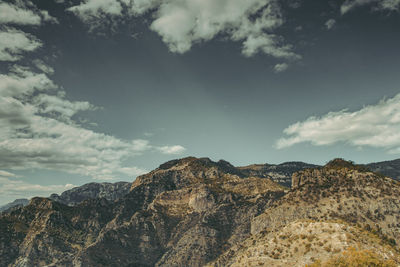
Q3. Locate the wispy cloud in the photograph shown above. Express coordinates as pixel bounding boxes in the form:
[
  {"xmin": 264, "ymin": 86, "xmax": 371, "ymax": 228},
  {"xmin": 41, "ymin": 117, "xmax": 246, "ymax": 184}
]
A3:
[
  {"xmin": 274, "ymin": 63, "xmax": 289, "ymax": 73},
  {"xmin": 325, "ymin": 19, "xmax": 336, "ymax": 30},
  {"xmin": 68, "ymin": 0, "xmax": 300, "ymax": 60},
  {"xmin": 0, "ymin": 1, "xmax": 57, "ymax": 26},
  {"xmin": 158, "ymin": 145, "xmax": 187, "ymax": 155},
  {"xmin": 0, "ymin": 28, "xmax": 42, "ymax": 62},
  {"xmin": 276, "ymin": 94, "xmax": 400, "ymax": 153},
  {"xmin": 341, "ymin": 0, "xmax": 400, "ymax": 14}
]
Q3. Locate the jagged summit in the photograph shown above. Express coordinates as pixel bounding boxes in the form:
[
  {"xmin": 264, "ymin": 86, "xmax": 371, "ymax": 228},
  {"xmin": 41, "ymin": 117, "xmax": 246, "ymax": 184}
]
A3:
[
  {"xmin": 158, "ymin": 157, "xmax": 238, "ymax": 173},
  {"xmin": 291, "ymin": 158, "xmax": 388, "ymax": 189},
  {"xmin": 131, "ymin": 157, "xmax": 245, "ymax": 192}
]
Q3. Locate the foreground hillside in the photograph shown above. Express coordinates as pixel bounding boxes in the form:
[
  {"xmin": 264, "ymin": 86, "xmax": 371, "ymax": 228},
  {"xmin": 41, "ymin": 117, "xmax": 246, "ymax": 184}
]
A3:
[
  {"xmin": 0, "ymin": 157, "xmax": 399, "ymax": 266},
  {"xmin": 211, "ymin": 159, "xmax": 400, "ymax": 266}
]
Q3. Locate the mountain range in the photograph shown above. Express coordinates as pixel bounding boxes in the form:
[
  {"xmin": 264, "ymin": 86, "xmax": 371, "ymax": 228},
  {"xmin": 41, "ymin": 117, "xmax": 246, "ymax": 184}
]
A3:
[
  {"xmin": 2, "ymin": 158, "xmax": 399, "ymax": 212},
  {"xmin": 0, "ymin": 157, "xmax": 400, "ymax": 266}
]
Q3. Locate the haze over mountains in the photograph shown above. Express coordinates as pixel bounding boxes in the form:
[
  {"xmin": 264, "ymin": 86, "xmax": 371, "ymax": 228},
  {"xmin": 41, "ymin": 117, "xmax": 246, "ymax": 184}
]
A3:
[{"xmin": 1, "ymin": 157, "xmax": 400, "ymax": 266}]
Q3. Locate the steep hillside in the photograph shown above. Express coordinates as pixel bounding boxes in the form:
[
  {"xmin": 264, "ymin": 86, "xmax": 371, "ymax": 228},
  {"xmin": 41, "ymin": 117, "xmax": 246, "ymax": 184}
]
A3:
[
  {"xmin": 212, "ymin": 159, "xmax": 400, "ymax": 266},
  {"xmin": 0, "ymin": 157, "xmax": 284, "ymax": 267}
]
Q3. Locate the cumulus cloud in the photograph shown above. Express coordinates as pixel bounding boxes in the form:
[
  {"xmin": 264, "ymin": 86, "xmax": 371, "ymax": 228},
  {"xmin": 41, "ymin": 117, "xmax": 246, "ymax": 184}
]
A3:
[
  {"xmin": 0, "ymin": 28, "xmax": 42, "ymax": 61},
  {"xmin": 274, "ymin": 63, "xmax": 289, "ymax": 73},
  {"xmin": 0, "ymin": 1, "xmax": 57, "ymax": 25},
  {"xmin": 325, "ymin": 19, "xmax": 336, "ymax": 30},
  {"xmin": 68, "ymin": 0, "xmax": 300, "ymax": 59},
  {"xmin": 341, "ymin": 0, "xmax": 400, "ymax": 14},
  {"xmin": 276, "ymin": 94, "xmax": 400, "ymax": 153},
  {"xmin": 158, "ymin": 145, "xmax": 186, "ymax": 155}
]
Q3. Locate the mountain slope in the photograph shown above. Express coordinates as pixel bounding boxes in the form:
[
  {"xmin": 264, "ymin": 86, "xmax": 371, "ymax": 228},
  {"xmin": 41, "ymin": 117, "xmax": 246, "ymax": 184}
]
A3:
[
  {"xmin": 0, "ymin": 157, "xmax": 285, "ymax": 267},
  {"xmin": 211, "ymin": 159, "xmax": 400, "ymax": 266},
  {"xmin": 367, "ymin": 159, "xmax": 400, "ymax": 181}
]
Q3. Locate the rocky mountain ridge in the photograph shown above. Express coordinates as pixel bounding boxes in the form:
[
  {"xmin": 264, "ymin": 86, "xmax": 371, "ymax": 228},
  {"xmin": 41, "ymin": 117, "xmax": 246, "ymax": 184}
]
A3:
[
  {"xmin": 2, "ymin": 157, "xmax": 399, "ymax": 213},
  {"xmin": 1, "ymin": 157, "xmax": 400, "ymax": 266}
]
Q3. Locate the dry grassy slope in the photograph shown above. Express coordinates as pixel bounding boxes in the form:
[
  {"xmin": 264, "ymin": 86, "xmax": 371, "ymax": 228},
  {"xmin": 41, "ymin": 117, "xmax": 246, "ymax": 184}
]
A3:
[
  {"xmin": 209, "ymin": 220, "xmax": 400, "ymax": 267},
  {"xmin": 252, "ymin": 164, "xmax": 400, "ymax": 243}
]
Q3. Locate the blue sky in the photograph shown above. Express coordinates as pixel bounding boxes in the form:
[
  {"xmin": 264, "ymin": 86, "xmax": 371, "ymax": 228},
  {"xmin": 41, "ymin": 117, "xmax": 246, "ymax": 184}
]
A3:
[{"xmin": 0, "ymin": 0, "xmax": 400, "ymax": 204}]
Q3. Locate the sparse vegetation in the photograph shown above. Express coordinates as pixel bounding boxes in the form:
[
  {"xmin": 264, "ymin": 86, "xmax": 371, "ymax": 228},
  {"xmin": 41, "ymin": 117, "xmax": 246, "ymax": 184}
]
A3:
[{"xmin": 307, "ymin": 247, "xmax": 397, "ymax": 267}]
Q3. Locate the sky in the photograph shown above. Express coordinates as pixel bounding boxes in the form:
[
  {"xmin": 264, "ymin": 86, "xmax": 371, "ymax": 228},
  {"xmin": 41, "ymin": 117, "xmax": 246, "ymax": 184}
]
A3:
[{"xmin": 0, "ymin": 0, "xmax": 400, "ymax": 205}]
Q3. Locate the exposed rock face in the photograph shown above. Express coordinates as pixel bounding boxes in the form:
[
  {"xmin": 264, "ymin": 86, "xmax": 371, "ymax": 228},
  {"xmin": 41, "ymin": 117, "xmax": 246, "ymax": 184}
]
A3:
[
  {"xmin": 49, "ymin": 181, "xmax": 131, "ymax": 206},
  {"xmin": 0, "ymin": 157, "xmax": 284, "ymax": 267},
  {"xmin": 0, "ymin": 199, "xmax": 29, "ymax": 213},
  {"xmin": 210, "ymin": 159, "xmax": 400, "ymax": 266},
  {"xmin": 238, "ymin": 162, "xmax": 318, "ymax": 187}
]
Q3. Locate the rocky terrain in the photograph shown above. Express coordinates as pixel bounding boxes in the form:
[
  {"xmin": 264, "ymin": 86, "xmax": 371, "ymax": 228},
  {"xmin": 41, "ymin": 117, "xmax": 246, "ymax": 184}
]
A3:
[
  {"xmin": 238, "ymin": 162, "xmax": 318, "ymax": 187},
  {"xmin": 2, "ymin": 157, "xmax": 400, "ymax": 213},
  {"xmin": 0, "ymin": 157, "xmax": 400, "ymax": 266},
  {"xmin": 211, "ymin": 159, "xmax": 400, "ymax": 266},
  {"xmin": 49, "ymin": 181, "xmax": 131, "ymax": 206}
]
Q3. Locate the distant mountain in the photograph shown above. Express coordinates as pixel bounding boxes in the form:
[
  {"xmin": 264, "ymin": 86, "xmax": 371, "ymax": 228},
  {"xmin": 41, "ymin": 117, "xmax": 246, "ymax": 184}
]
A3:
[
  {"xmin": 1, "ymin": 157, "xmax": 400, "ymax": 266},
  {"xmin": 0, "ymin": 199, "xmax": 29, "ymax": 213},
  {"xmin": 49, "ymin": 181, "xmax": 131, "ymax": 206},
  {"xmin": 366, "ymin": 159, "xmax": 400, "ymax": 181},
  {"xmin": 0, "ymin": 182, "xmax": 131, "ymax": 213},
  {"xmin": 238, "ymin": 161, "xmax": 319, "ymax": 187}
]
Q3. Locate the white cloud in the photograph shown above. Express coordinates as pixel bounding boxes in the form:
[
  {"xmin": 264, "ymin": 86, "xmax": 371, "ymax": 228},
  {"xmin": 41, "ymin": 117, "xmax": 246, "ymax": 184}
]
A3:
[
  {"xmin": 341, "ymin": 0, "xmax": 400, "ymax": 14},
  {"xmin": 0, "ymin": 1, "xmax": 57, "ymax": 25},
  {"xmin": 274, "ymin": 63, "xmax": 289, "ymax": 73},
  {"xmin": 158, "ymin": 145, "xmax": 186, "ymax": 155},
  {"xmin": 325, "ymin": 19, "xmax": 336, "ymax": 30},
  {"xmin": 0, "ymin": 28, "xmax": 42, "ymax": 62},
  {"xmin": 0, "ymin": 67, "xmax": 56, "ymax": 97},
  {"xmin": 276, "ymin": 94, "xmax": 400, "ymax": 153},
  {"xmin": 0, "ymin": 2, "xmax": 41, "ymax": 25},
  {"xmin": 68, "ymin": 0, "xmax": 123, "ymax": 17},
  {"xmin": 33, "ymin": 59, "xmax": 55, "ymax": 74},
  {"xmin": 0, "ymin": 170, "xmax": 17, "ymax": 178},
  {"xmin": 68, "ymin": 0, "xmax": 300, "ymax": 59}
]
